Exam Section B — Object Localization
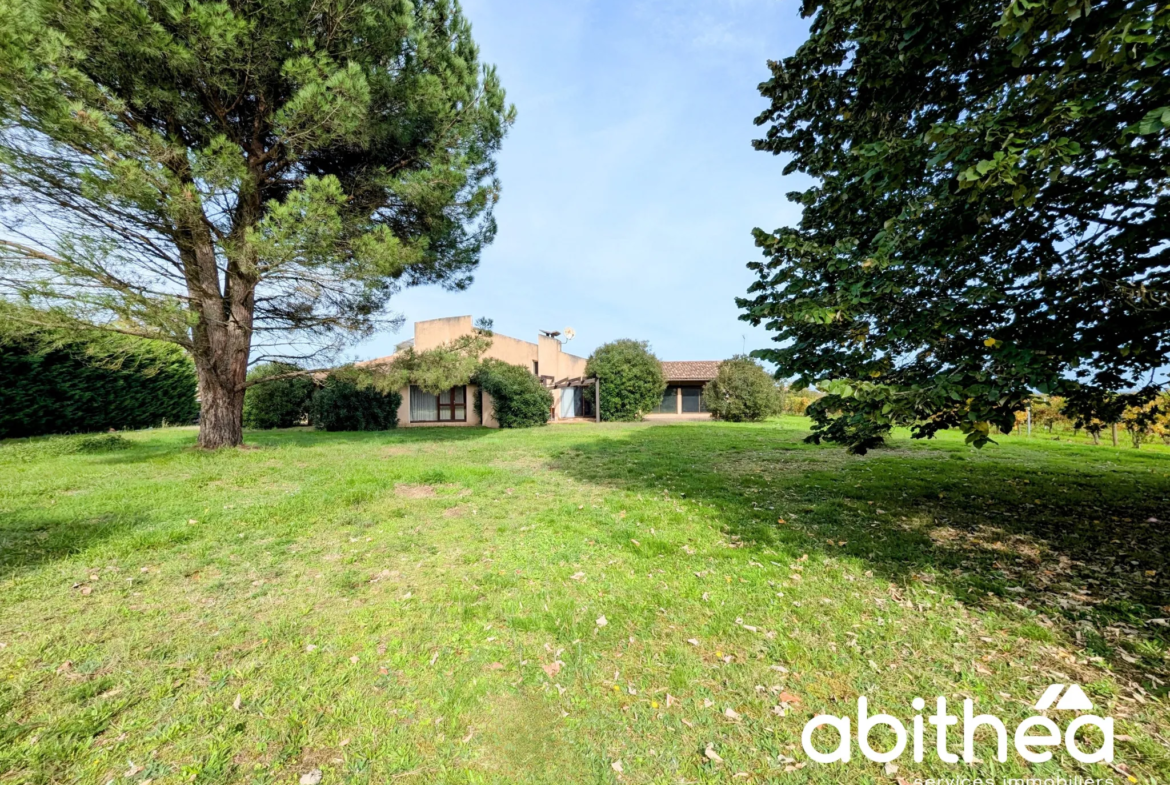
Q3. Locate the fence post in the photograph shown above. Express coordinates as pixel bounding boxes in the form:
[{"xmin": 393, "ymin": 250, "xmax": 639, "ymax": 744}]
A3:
[
  {"xmin": 1026, "ymin": 405, "xmax": 1032, "ymax": 437},
  {"xmin": 595, "ymin": 378, "xmax": 600, "ymax": 423}
]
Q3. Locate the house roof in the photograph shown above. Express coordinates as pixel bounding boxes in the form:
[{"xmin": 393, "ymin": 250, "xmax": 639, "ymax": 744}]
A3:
[{"xmin": 661, "ymin": 360, "xmax": 721, "ymax": 382}]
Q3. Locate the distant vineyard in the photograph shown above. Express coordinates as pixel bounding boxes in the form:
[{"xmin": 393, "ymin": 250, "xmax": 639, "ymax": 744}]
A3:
[{"xmin": 1013, "ymin": 394, "xmax": 1170, "ymax": 448}]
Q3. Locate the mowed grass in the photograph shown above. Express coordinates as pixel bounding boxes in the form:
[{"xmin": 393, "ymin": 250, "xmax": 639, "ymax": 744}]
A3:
[{"xmin": 0, "ymin": 419, "xmax": 1168, "ymax": 784}]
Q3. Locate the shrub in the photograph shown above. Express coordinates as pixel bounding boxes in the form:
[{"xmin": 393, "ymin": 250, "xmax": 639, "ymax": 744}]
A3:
[
  {"xmin": 311, "ymin": 370, "xmax": 401, "ymax": 431},
  {"xmin": 0, "ymin": 318, "xmax": 198, "ymax": 439},
  {"xmin": 473, "ymin": 359, "xmax": 552, "ymax": 428},
  {"xmin": 702, "ymin": 356, "xmax": 781, "ymax": 422},
  {"xmin": 585, "ymin": 339, "xmax": 665, "ymax": 421},
  {"xmin": 780, "ymin": 385, "xmax": 822, "ymax": 416},
  {"xmin": 243, "ymin": 362, "xmax": 315, "ymax": 429}
]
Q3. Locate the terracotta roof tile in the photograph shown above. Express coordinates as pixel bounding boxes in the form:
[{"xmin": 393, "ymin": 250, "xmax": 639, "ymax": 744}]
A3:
[{"xmin": 661, "ymin": 360, "xmax": 721, "ymax": 382}]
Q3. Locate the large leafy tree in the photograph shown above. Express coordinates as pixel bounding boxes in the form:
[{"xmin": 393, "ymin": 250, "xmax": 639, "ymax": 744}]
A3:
[
  {"xmin": 0, "ymin": 0, "xmax": 513, "ymax": 447},
  {"xmin": 739, "ymin": 0, "xmax": 1169, "ymax": 453}
]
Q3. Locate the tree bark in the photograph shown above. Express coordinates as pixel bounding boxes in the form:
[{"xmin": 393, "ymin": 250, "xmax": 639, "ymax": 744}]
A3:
[
  {"xmin": 177, "ymin": 216, "xmax": 256, "ymax": 449},
  {"xmin": 196, "ymin": 359, "xmax": 245, "ymax": 448}
]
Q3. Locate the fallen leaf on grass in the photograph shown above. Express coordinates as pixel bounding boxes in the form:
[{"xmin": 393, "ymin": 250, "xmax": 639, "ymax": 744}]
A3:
[
  {"xmin": 778, "ymin": 691, "xmax": 801, "ymax": 706},
  {"xmin": 704, "ymin": 745, "xmax": 723, "ymax": 763},
  {"xmin": 486, "ymin": 662, "xmax": 504, "ymax": 670},
  {"xmin": 596, "ymin": 615, "xmax": 608, "ymax": 627},
  {"xmin": 611, "ymin": 760, "xmax": 623, "ymax": 773},
  {"xmin": 569, "ymin": 572, "xmax": 585, "ymax": 581},
  {"xmin": 542, "ymin": 661, "xmax": 563, "ymax": 678},
  {"xmin": 232, "ymin": 694, "xmax": 241, "ymax": 711},
  {"xmin": 687, "ymin": 638, "xmax": 699, "ymax": 646},
  {"xmin": 723, "ymin": 707, "xmax": 741, "ymax": 721},
  {"xmin": 124, "ymin": 762, "xmax": 143, "ymax": 778},
  {"xmin": 299, "ymin": 771, "xmax": 322, "ymax": 785},
  {"xmin": 884, "ymin": 762, "xmax": 899, "ymax": 775}
]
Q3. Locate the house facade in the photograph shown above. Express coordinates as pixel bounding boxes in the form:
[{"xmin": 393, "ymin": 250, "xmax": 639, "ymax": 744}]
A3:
[
  {"xmin": 365, "ymin": 316, "xmax": 593, "ymax": 427},
  {"xmin": 645, "ymin": 361, "xmax": 720, "ymax": 420},
  {"xmin": 367, "ymin": 316, "xmax": 720, "ymax": 427}
]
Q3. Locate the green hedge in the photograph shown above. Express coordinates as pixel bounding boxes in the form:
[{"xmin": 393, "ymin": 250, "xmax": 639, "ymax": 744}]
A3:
[
  {"xmin": 243, "ymin": 362, "xmax": 315, "ymax": 429},
  {"xmin": 311, "ymin": 371, "xmax": 400, "ymax": 431},
  {"xmin": 585, "ymin": 339, "xmax": 665, "ymax": 421},
  {"xmin": 0, "ymin": 325, "xmax": 198, "ymax": 439},
  {"xmin": 473, "ymin": 358, "xmax": 552, "ymax": 428}
]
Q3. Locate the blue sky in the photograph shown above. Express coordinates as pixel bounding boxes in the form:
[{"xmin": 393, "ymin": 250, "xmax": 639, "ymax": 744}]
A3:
[{"xmin": 354, "ymin": 0, "xmax": 813, "ymax": 363}]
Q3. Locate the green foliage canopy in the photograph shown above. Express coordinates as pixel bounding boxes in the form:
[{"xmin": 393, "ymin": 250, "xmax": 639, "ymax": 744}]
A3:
[
  {"xmin": 585, "ymin": 340, "xmax": 665, "ymax": 422},
  {"xmin": 473, "ymin": 358, "xmax": 552, "ymax": 428},
  {"xmin": 375, "ymin": 331, "xmax": 492, "ymax": 395},
  {"xmin": 739, "ymin": 0, "xmax": 1170, "ymax": 453},
  {"xmin": 702, "ymin": 356, "xmax": 781, "ymax": 422},
  {"xmin": 242, "ymin": 362, "xmax": 314, "ymax": 429},
  {"xmin": 0, "ymin": 0, "xmax": 513, "ymax": 448}
]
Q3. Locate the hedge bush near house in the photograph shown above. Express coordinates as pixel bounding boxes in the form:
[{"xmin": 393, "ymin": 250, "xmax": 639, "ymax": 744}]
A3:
[
  {"xmin": 473, "ymin": 358, "xmax": 552, "ymax": 428},
  {"xmin": 311, "ymin": 371, "xmax": 400, "ymax": 431},
  {"xmin": 585, "ymin": 339, "xmax": 665, "ymax": 421},
  {"xmin": 702, "ymin": 356, "xmax": 781, "ymax": 422},
  {"xmin": 242, "ymin": 362, "xmax": 315, "ymax": 429},
  {"xmin": 0, "ymin": 321, "xmax": 198, "ymax": 439}
]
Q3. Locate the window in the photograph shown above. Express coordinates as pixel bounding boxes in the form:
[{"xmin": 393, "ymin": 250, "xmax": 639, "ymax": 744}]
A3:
[
  {"xmin": 656, "ymin": 386, "xmax": 678, "ymax": 414},
  {"xmin": 681, "ymin": 386, "xmax": 706, "ymax": 413},
  {"xmin": 410, "ymin": 385, "xmax": 467, "ymax": 422}
]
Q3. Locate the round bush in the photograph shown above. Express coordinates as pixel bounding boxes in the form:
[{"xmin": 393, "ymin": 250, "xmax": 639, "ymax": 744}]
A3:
[
  {"xmin": 702, "ymin": 356, "xmax": 781, "ymax": 422},
  {"xmin": 242, "ymin": 362, "xmax": 315, "ymax": 429},
  {"xmin": 311, "ymin": 373, "xmax": 401, "ymax": 431},
  {"xmin": 473, "ymin": 358, "xmax": 552, "ymax": 428},
  {"xmin": 585, "ymin": 339, "xmax": 665, "ymax": 421}
]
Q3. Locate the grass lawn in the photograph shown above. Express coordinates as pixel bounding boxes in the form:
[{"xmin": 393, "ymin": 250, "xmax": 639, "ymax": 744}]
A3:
[{"xmin": 1, "ymin": 418, "xmax": 1168, "ymax": 784}]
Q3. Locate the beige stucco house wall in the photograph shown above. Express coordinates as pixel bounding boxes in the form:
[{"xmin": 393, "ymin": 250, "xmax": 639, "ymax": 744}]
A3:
[{"xmin": 370, "ymin": 316, "xmax": 591, "ymax": 428}]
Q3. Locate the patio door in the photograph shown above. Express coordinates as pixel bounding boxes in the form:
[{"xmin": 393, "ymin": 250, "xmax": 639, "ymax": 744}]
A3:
[{"xmin": 559, "ymin": 387, "xmax": 581, "ymax": 418}]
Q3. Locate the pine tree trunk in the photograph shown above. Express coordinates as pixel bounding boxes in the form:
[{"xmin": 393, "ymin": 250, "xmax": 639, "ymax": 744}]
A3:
[
  {"xmin": 181, "ymin": 226, "xmax": 256, "ymax": 450},
  {"xmin": 197, "ymin": 362, "xmax": 245, "ymax": 449}
]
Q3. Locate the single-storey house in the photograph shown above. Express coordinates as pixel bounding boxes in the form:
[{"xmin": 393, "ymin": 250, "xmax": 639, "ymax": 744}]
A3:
[
  {"xmin": 366, "ymin": 316, "xmax": 719, "ymax": 427},
  {"xmin": 646, "ymin": 361, "xmax": 720, "ymax": 419}
]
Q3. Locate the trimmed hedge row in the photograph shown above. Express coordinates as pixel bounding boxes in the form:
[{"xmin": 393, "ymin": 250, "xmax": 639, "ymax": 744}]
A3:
[{"xmin": 0, "ymin": 328, "xmax": 198, "ymax": 439}]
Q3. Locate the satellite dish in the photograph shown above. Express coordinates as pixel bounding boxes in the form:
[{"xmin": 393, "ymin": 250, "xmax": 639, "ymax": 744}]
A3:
[{"xmin": 563, "ymin": 327, "xmax": 576, "ymax": 342}]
